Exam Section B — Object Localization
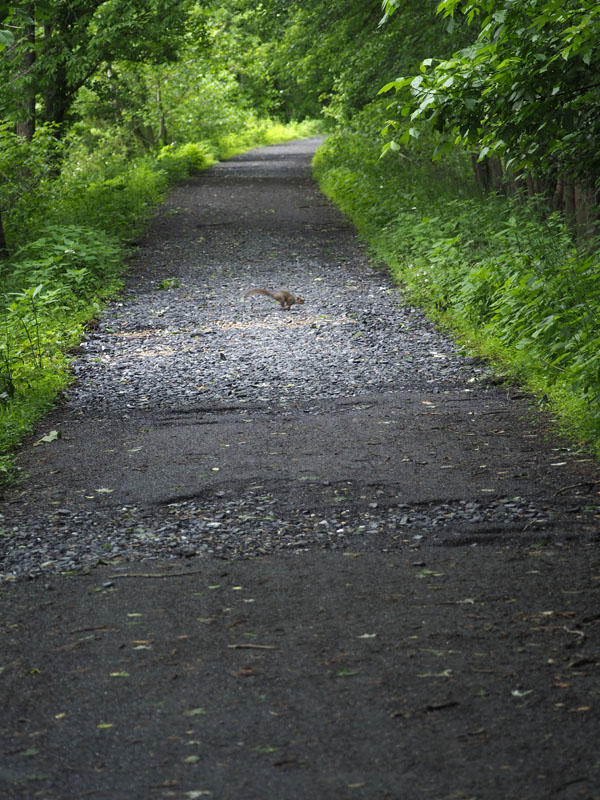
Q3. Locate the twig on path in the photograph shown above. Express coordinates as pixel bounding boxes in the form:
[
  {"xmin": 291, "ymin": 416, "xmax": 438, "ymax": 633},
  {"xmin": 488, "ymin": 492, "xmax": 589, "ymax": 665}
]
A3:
[
  {"xmin": 228, "ymin": 643, "xmax": 277, "ymax": 650},
  {"xmin": 110, "ymin": 569, "xmax": 209, "ymax": 579},
  {"xmin": 554, "ymin": 480, "xmax": 600, "ymax": 497},
  {"xmin": 69, "ymin": 624, "xmax": 114, "ymax": 634}
]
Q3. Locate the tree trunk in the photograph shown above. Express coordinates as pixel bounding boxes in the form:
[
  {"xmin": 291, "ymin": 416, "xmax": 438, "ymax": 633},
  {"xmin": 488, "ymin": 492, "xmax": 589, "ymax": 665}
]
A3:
[
  {"xmin": 15, "ymin": 3, "xmax": 36, "ymax": 141},
  {"xmin": 157, "ymin": 76, "xmax": 168, "ymax": 147},
  {"xmin": 41, "ymin": 23, "xmax": 70, "ymax": 133},
  {"xmin": 489, "ymin": 156, "xmax": 504, "ymax": 193},
  {"xmin": 471, "ymin": 154, "xmax": 491, "ymax": 193},
  {"xmin": 552, "ymin": 175, "xmax": 565, "ymax": 212},
  {"xmin": 563, "ymin": 181, "xmax": 576, "ymax": 222},
  {"xmin": 574, "ymin": 182, "xmax": 598, "ymax": 241},
  {"xmin": 0, "ymin": 211, "xmax": 9, "ymax": 259}
]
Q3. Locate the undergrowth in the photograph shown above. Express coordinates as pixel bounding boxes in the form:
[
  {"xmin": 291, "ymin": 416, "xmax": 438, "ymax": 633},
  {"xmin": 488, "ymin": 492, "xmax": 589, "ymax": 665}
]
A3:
[
  {"xmin": 313, "ymin": 103, "xmax": 600, "ymax": 454},
  {"xmin": 0, "ymin": 118, "xmax": 322, "ymax": 483}
]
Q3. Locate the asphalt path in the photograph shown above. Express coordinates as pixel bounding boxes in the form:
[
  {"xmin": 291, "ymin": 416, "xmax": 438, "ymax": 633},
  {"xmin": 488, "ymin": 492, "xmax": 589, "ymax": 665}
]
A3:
[{"xmin": 1, "ymin": 139, "xmax": 600, "ymax": 800}]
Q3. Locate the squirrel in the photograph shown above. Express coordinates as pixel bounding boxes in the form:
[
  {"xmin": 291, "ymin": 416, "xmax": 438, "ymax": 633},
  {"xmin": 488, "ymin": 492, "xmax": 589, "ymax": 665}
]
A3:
[{"xmin": 244, "ymin": 288, "xmax": 305, "ymax": 310}]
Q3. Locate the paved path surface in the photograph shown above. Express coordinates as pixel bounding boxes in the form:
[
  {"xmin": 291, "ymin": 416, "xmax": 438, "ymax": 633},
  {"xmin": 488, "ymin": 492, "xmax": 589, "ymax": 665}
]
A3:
[{"xmin": 1, "ymin": 139, "xmax": 600, "ymax": 799}]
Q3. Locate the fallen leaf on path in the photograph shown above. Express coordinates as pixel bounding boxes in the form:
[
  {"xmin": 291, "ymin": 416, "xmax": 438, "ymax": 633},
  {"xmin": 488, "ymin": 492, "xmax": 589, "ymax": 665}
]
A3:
[
  {"xmin": 33, "ymin": 430, "xmax": 60, "ymax": 446},
  {"xmin": 232, "ymin": 667, "xmax": 256, "ymax": 677},
  {"xmin": 426, "ymin": 700, "xmax": 459, "ymax": 711},
  {"xmin": 418, "ymin": 669, "xmax": 452, "ymax": 678},
  {"xmin": 18, "ymin": 747, "xmax": 39, "ymax": 757},
  {"xmin": 416, "ymin": 569, "xmax": 444, "ymax": 578}
]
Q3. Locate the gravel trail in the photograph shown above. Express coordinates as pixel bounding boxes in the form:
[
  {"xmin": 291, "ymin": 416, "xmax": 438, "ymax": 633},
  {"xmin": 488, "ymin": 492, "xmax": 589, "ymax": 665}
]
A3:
[
  {"xmin": 1, "ymin": 137, "xmax": 599, "ymax": 580},
  {"xmin": 3, "ymin": 138, "xmax": 600, "ymax": 800}
]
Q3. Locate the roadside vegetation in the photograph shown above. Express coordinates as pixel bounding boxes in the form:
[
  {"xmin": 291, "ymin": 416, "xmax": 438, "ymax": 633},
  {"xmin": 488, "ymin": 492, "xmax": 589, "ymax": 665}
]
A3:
[
  {"xmin": 1, "ymin": 0, "xmax": 599, "ymax": 479},
  {"xmin": 313, "ymin": 105, "xmax": 600, "ymax": 453}
]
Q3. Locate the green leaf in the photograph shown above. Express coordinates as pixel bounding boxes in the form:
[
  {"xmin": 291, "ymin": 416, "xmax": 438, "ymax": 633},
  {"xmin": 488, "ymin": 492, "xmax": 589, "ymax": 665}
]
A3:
[
  {"xmin": 33, "ymin": 430, "xmax": 60, "ymax": 446},
  {"xmin": 0, "ymin": 28, "xmax": 13, "ymax": 47},
  {"xmin": 416, "ymin": 568, "xmax": 444, "ymax": 578},
  {"xmin": 19, "ymin": 747, "xmax": 39, "ymax": 757}
]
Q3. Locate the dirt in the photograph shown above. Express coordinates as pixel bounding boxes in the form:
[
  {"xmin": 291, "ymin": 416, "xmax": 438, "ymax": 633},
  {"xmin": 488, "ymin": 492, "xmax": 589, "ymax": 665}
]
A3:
[{"xmin": 1, "ymin": 138, "xmax": 600, "ymax": 800}]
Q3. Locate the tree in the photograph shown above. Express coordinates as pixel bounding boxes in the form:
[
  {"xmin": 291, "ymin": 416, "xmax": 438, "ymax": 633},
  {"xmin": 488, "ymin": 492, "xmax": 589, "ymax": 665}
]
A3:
[
  {"xmin": 380, "ymin": 0, "xmax": 600, "ymax": 223},
  {"xmin": 233, "ymin": 0, "xmax": 460, "ymax": 122},
  {"xmin": 0, "ymin": 0, "xmax": 190, "ymax": 135}
]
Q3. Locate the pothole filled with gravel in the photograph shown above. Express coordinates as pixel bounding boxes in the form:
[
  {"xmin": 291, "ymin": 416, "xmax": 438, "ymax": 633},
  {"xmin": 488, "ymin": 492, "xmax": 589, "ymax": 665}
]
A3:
[
  {"xmin": 1, "ymin": 488, "xmax": 566, "ymax": 579},
  {"xmin": 68, "ymin": 272, "xmax": 488, "ymax": 415}
]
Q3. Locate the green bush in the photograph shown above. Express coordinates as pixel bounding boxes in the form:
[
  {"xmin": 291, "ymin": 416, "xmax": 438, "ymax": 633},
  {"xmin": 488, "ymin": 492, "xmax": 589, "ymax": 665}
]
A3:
[
  {"xmin": 156, "ymin": 141, "xmax": 216, "ymax": 181},
  {"xmin": 56, "ymin": 165, "xmax": 167, "ymax": 240},
  {"xmin": 4, "ymin": 225, "xmax": 122, "ymax": 297}
]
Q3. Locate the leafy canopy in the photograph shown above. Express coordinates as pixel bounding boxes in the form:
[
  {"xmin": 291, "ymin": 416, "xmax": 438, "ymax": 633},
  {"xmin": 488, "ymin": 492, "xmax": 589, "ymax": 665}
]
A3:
[{"xmin": 381, "ymin": 0, "xmax": 600, "ymax": 179}]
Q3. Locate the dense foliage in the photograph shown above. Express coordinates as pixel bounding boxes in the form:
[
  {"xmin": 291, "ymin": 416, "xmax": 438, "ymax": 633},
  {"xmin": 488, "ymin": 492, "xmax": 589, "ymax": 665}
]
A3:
[
  {"xmin": 314, "ymin": 104, "xmax": 600, "ymax": 451},
  {"xmin": 381, "ymin": 0, "xmax": 600, "ymax": 229},
  {"xmin": 383, "ymin": 0, "xmax": 600, "ymax": 172},
  {"xmin": 310, "ymin": 0, "xmax": 600, "ymax": 449}
]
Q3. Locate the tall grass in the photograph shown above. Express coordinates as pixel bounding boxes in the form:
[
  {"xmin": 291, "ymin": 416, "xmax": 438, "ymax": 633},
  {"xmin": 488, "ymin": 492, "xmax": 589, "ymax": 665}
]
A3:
[{"xmin": 313, "ymin": 103, "xmax": 600, "ymax": 453}]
